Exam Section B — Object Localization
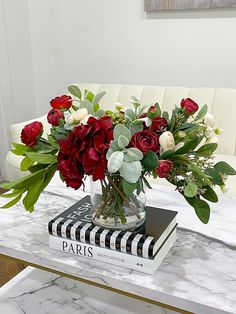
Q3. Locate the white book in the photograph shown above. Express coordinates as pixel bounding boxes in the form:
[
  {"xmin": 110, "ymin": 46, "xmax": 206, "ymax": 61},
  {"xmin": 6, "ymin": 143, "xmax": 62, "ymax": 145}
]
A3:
[{"xmin": 49, "ymin": 227, "xmax": 177, "ymax": 274}]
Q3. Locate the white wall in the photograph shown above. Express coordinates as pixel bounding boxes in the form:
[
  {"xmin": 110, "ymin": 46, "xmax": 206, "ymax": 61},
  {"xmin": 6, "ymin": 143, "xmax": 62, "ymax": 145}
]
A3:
[{"xmin": 27, "ymin": 0, "xmax": 236, "ymax": 115}]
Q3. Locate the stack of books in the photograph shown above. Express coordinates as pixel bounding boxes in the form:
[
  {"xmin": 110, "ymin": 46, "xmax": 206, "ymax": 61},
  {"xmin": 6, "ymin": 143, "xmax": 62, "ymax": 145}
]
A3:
[{"xmin": 48, "ymin": 196, "xmax": 178, "ymax": 274}]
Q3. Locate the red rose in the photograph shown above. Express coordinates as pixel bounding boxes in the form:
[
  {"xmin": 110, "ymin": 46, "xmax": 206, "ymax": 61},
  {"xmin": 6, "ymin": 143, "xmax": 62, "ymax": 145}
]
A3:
[
  {"xmin": 130, "ymin": 130, "xmax": 160, "ymax": 154},
  {"xmin": 50, "ymin": 95, "xmax": 72, "ymax": 110},
  {"xmin": 150, "ymin": 116, "xmax": 168, "ymax": 132},
  {"xmin": 181, "ymin": 98, "xmax": 199, "ymax": 114},
  {"xmin": 156, "ymin": 160, "xmax": 173, "ymax": 178},
  {"xmin": 47, "ymin": 109, "xmax": 64, "ymax": 126},
  {"xmin": 21, "ymin": 121, "xmax": 43, "ymax": 147}
]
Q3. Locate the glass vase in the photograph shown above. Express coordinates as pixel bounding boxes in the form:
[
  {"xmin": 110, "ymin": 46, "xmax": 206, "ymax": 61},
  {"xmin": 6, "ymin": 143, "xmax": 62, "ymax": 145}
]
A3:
[{"xmin": 90, "ymin": 174, "xmax": 146, "ymax": 231}]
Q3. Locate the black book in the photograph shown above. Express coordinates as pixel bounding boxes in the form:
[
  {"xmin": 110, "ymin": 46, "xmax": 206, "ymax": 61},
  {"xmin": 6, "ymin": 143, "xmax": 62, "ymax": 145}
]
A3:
[{"xmin": 48, "ymin": 195, "xmax": 178, "ymax": 259}]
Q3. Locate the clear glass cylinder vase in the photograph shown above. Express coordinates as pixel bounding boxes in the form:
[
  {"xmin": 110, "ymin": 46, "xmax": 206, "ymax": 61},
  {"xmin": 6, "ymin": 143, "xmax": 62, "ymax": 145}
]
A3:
[{"xmin": 90, "ymin": 174, "xmax": 146, "ymax": 231}]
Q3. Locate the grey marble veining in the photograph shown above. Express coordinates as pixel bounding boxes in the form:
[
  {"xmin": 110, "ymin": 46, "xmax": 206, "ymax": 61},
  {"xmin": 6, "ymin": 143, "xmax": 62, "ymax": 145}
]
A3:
[
  {"xmin": 0, "ymin": 174, "xmax": 236, "ymax": 314},
  {"xmin": 0, "ymin": 267, "xmax": 175, "ymax": 314}
]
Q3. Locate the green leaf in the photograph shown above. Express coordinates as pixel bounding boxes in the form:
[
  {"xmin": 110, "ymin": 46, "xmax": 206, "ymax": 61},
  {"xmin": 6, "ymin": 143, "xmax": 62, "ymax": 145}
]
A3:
[
  {"xmin": 114, "ymin": 124, "xmax": 131, "ymax": 142},
  {"xmin": 197, "ymin": 143, "xmax": 218, "ymax": 156},
  {"xmin": 202, "ymin": 185, "xmax": 218, "ymax": 203},
  {"xmin": 118, "ymin": 135, "xmax": 129, "ymax": 149},
  {"xmin": 175, "ymin": 136, "xmax": 203, "ymax": 155},
  {"xmin": 28, "ymin": 164, "xmax": 48, "ymax": 173},
  {"xmin": 185, "ymin": 196, "xmax": 210, "ymax": 224},
  {"xmin": 176, "ymin": 123, "xmax": 195, "ymax": 131},
  {"xmin": 11, "ymin": 143, "xmax": 34, "ymax": 156},
  {"xmin": 20, "ymin": 156, "xmax": 34, "ymax": 171},
  {"xmin": 1, "ymin": 194, "xmax": 23, "ymax": 209},
  {"xmin": 25, "ymin": 152, "xmax": 57, "ymax": 164},
  {"xmin": 68, "ymin": 85, "xmax": 82, "ymax": 99},
  {"xmin": 121, "ymin": 179, "xmax": 137, "ymax": 198},
  {"xmin": 47, "ymin": 135, "xmax": 59, "ymax": 149},
  {"xmin": 124, "ymin": 148, "xmax": 143, "ymax": 162},
  {"xmin": 154, "ymin": 103, "xmax": 161, "ymax": 116},
  {"xmin": 214, "ymin": 161, "xmax": 236, "ymax": 175},
  {"xmin": 0, "ymin": 169, "xmax": 46, "ymax": 190},
  {"xmin": 184, "ymin": 182, "xmax": 198, "ymax": 197},
  {"xmin": 0, "ymin": 189, "xmax": 24, "ymax": 199},
  {"xmin": 195, "ymin": 104, "xmax": 208, "ymax": 121},
  {"xmin": 142, "ymin": 176, "xmax": 152, "ymax": 189},
  {"xmin": 34, "ymin": 141, "xmax": 57, "ymax": 154},
  {"xmin": 159, "ymin": 150, "xmax": 175, "ymax": 160},
  {"xmin": 204, "ymin": 168, "xmax": 223, "ymax": 186},
  {"xmin": 84, "ymin": 90, "xmax": 94, "ymax": 102},
  {"xmin": 79, "ymin": 99, "xmax": 94, "ymax": 114},
  {"xmin": 107, "ymin": 151, "xmax": 124, "ymax": 173},
  {"xmin": 162, "ymin": 111, "xmax": 169, "ymax": 121},
  {"xmin": 130, "ymin": 96, "xmax": 140, "ymax": 106},
  {"xmin": 22, "ymin": 165, "xmax": 57, "ymax": 212},
  {"xmin": 119, "ymin": 161, "xmax": 142, "ymax": 183},
  {"xmin": 141, "ymin": 151, "xmax": 158, "ymax": 171}
]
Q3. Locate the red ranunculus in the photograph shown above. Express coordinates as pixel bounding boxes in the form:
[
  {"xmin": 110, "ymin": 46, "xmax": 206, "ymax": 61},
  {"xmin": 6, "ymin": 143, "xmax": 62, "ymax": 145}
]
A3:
[
  {"xmin": 57, "ymin": 116, "xmax": 113, "ymax": 186},
  {"xmin": 47, "ymin": 108, "xmax": 64, "ymax": 126},
  {"xmin": 150, "ymin": 116, "xmax": 168, "ymax": 132},
  {"xmin": 130, "ymin": 130, "xmax": 160, "ymax": 154},
  {"xmin": 21, "ymin": 121, "xmax": 43, "ymax": 147},
  {"xmin": 181, "ymin": 98, "xmax": 199, "ymax": 114},
  {"xmin": 156, "ymin": 160, "xmax": 173, "ymax": 178},
  {"xmin": 50, "ymin": 95, "xmax": 72, "ymax": 110}
]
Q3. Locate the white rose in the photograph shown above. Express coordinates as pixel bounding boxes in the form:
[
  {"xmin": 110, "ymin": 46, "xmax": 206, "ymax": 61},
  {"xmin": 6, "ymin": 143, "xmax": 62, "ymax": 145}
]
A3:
[
  {"xmin": 159, "ymin": 131, "xmax": 175, "ymax": 152},
  {"xmin": 72, "ymin": 108, "xmax": 89, "ymax": 121},
  {"xmin": 204, "ymin": 113, "xmax": 215, "ymax": 128}
]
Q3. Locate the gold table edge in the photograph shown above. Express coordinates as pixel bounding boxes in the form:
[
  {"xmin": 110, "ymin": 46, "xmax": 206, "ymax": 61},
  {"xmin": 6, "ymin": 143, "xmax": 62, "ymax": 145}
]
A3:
[{"xmin": 0, "ymin": 253, "xmax": 193, "ymax": 314}]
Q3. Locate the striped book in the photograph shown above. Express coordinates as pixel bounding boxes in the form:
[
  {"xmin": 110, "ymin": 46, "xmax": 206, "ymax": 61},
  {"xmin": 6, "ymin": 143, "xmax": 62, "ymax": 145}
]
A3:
[{"xmin": 48, "ymin": 196, "xmax": 178, "ymax": 259}]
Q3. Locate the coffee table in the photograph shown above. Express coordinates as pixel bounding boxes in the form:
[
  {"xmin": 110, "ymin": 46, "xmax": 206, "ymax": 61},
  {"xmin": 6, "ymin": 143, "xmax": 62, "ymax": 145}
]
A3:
[{"xmin": 0, "ymin": 174, "xmax": 235, "ymax": 314}]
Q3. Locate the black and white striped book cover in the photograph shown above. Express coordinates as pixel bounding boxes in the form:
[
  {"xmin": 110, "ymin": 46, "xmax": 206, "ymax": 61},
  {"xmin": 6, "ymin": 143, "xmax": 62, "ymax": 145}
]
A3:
[{"xmin": 48, "ymin": 195, "xmax": 178, "ymax": 259}]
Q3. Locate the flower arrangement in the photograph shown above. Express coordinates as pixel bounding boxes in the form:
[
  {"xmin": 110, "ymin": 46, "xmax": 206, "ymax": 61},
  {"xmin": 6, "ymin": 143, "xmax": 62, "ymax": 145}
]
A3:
[{"xmin": 1, "ymin": 85, "xmax": 236, "ymax": 227}]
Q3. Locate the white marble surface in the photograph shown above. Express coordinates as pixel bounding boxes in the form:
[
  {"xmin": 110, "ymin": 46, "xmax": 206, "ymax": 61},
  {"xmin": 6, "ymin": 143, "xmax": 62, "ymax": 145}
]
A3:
[
  {"xmin": 0, "ymin": 174, "xmax": 236, "ymax": 314},
  {"xmin": 0, "ymin": 266, "xmax": 176, "ymax": 314}
]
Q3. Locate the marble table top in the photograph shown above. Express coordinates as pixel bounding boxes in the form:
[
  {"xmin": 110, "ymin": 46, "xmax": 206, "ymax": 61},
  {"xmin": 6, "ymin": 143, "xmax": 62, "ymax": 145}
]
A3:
[
  {"xmin": 0, "ymin": 174, "xmax": 236, "ymax": 314},
  {"xmin": 0, "ymin": 266, "xmax": 176, "ymax": 314}
]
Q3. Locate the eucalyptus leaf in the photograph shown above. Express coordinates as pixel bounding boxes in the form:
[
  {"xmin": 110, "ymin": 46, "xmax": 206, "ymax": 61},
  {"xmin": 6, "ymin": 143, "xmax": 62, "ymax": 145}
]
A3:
[
  {"xmin": 68, "ymin": 85, "xmax": 82, "ymax": 99},
  {"xmin": 110, "ymin": 140, "xmax": 122, "ymax": 151},
  {"xmin": 79, "ymin": 99, "xmax": 94, "ymax": 114},
  {"xmin": 124, "ymin": 148, "xmax": 143, "ymax": 162},
  {"xmin": 125, "ymin": 108, "xmax": 135, "ymax": 121},
  {"xmin": 129, "ymin": 120, "xmax": 143, "ymax": 135},
  {"xmin": 204, "ymin": 168, "xmax": 223, "ymax": 186},
  {"xmin": 119, "ymin": 161, "xmax": 142, "ymax": 183},
  {"xmin": 95, "ymin": 109, "xmax": 105, "ymax": 118},
  {"xmin": 184, "ymin": 182, "xmax": 198, "ymax": 197},
  {"xmin": 114, "ymin": 124, "xmax": 131, "ymax": 142},
  {"xmin": 84, "ymin": 90, "xmax": 94, "ymax": 102},
  {"xmin": 184, "ymin": 195, "xmax": 210, "ymax": 224},
  {"xmin": 118, "ymin": 135, "xmax": 129, "ymax": 149},
  {"xmin": 188, "ymin": 162, "xmax": 212, "ymax": 186},
  {"xmin": 107, "ymin": 151, "xmax": 124, "ymax": 173},
  {"xmin": 202, "ymin": 185, "xmax": 218, "ymax": 203},
  {"xmin": 214, "ymin": 161, "xmax": 236, "ymax": 175},
  {"xmin": 197, "ymin": 143, "xmax": 218, "ymax": 156},
  {"xmin": 92, "ymin": 91, "xmax": 106, "ymax": 107}
]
